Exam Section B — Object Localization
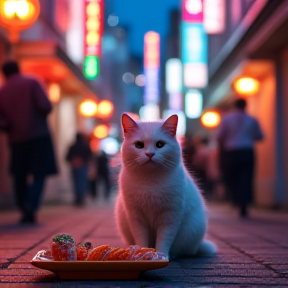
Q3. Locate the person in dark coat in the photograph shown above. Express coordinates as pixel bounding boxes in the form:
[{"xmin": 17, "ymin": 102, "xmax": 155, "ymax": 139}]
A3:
[
  {"xmin": 66, "ymin": 132, "xmax": 93, "ymax": 206},
  {"xmin": 0, "ymin": 60, "xmax": 58, "ymax": 224}
]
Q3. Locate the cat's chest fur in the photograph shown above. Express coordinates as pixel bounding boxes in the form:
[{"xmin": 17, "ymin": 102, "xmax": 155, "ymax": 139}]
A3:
[{"xmin": 120, "ymin": 167, "xmax": 186, "ymax": 217}]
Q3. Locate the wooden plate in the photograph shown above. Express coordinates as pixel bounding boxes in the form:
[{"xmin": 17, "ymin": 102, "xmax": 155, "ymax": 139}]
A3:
[{"xmin": 31, "ymin": 257, "xmax": 169, "ymax": 280}]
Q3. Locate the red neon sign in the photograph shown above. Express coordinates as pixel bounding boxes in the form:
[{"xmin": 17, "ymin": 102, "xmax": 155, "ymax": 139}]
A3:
[
  {"xmin": 84, "ymin": 0, "xmax": 104, "ymax": 57},
  {"xmin": 144, "ymin": 31, "xmax": 160, "ymax": 69}
]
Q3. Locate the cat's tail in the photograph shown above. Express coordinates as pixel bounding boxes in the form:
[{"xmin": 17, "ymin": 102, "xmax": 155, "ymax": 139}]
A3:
[{"xmin": 197, "ymin": 240, "xmax": 217, "ymax": 256}]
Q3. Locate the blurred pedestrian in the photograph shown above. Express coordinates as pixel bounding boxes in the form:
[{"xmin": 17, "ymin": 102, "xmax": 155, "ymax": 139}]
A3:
[
  {"xmin": 89, "ymin": 149, "xmax": 111, "ymax": 201},
  {"xmin": 191, "ymin": 135, "xmax": 212, "ymax": 197},
  {"xmin": 182, "ymin": 134, "xmax": 196, "ymax": 176},
  {"xmin": 0, "ymin": 60, "xmax": 57, "ymax": 224},
  {"xmin": 216, "ymin": 98, "xmax": 264, "ymax": 217},
  {"xmin": 66, "ymin": 132, "xmax": 93, "ymax": 206}
]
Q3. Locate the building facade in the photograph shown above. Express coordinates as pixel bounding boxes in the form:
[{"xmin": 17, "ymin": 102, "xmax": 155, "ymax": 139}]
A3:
[
  {"xmin": 0, "ymin": 0, "xmax": 99, "ymax": 208},
  {"xmin": 204, "ymin": 0, "xmax": 288, "ymax": 208}
]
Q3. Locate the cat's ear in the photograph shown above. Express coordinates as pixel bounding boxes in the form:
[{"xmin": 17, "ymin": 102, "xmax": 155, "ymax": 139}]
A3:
[
  {"xmin": 122, "ymin": 113, "xmax": 138, "ymax": 135},
  {"xmin": 162, "ymin": 114, "xmax": 178, "ymax": 137}
]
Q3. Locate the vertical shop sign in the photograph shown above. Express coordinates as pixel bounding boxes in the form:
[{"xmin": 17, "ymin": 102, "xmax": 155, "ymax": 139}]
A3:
[{"xmin": 83, "ymin": 0, "xmax": 104, "ymax": 79}]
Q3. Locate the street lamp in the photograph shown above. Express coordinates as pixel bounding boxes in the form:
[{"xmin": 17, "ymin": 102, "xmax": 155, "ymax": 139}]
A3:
[
  {"xmin": 233, "ymin": 77, "xmax": 259, "ymax": 97},
  {"xmin": 0, "ymin": 0, "xmax": 40, "ymax": 43}
]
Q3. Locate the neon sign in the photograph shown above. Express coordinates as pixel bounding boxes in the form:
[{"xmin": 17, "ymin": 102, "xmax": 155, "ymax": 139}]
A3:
[
  {"xmin": 144, "ymin": 31, "xmax": 160, "ymax": 69},
  {"xmin": 203, "ymin": 0, "xmax": 225, "ymax": 34},
  {"xmin": 83, "ymin": 0, "xmax": 104, "ymax": 79},
  {"xmin": 143, "ymin": 31, "xmax": 160, "ymax": 105},
  {"xmin": 181, "ymin": 0, "xmax": 207, "ymax": 88}
]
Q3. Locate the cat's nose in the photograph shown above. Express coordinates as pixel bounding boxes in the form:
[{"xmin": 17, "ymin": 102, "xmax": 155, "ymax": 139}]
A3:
[{"xmin": 145, "ymin": 152, "xmax": 155, "ymax": 159}]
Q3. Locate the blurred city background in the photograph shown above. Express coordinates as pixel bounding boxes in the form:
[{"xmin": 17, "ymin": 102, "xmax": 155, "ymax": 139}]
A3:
[{"xmin": 0, "ymin": 0, "xmax": 287, "ymax": 211}]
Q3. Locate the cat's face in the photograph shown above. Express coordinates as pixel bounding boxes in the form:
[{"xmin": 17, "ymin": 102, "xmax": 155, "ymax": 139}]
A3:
[{"xmin": 121, "ymin": 114, "xmax": 181, "ymax": 172}]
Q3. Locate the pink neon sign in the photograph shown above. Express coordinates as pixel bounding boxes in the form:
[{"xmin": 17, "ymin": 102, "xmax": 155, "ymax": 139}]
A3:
[
  {"xmin": 84, "ymin": 0, "xmax": 104, "ymax": 57},
  {"xmin": 144, "ymin": 31, "xmax": 160, "ymax": 69},
  {"xmin": 182, "ymin": 0, "xmax": 203, "ymax": 23}
]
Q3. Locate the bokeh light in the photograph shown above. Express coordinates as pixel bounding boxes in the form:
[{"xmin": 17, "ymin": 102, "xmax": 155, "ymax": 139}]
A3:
[
  {"xmin": 97, "ymin": 100, "xmax": 114, "ymax": 118},
  {"xmin": 93, "ymin": 124, "xmax": 109, "ymax": 139},
  {"xmin": 135, "ymin": 74, "xmax": 146, "ymax": 86},
  {"xmin": 48, "ymin": 83, "xmax": 60, "ymax": 104},
  {"xmin": 234, "ymin": 77, "xmax": 259, "ymax": 97},
  {"xmin": 200, "ymin": 110, "xmax": 221, "ymax": 129},
  {"xmin": 107, "ymin": 14, "xmax": 119, "ymax": 26},
  {"xmin": 122, "ymin": 72, "xmax": 135, "ymax": 84},
  {"xmin": 100, "ymin": 137, "xmax": 119, "ymax": 155},
  {"xmin": 185, "ymin": 0, "xmax": 202, "ymax": 14},
  {"xmin": 79, "ymin": 99, "xmax": 97, "ymax": 117}
]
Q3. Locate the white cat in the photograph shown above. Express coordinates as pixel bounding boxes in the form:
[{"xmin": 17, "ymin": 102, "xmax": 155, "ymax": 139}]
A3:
[{"xmin": 115, "ymin": 113, "xmax": 216, "ymax": 259}]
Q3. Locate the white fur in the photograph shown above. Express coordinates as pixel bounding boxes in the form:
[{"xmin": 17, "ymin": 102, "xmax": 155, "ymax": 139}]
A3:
[{"xmin": 115, "ymin": 115, "xmax": 216, "ymax": 259}]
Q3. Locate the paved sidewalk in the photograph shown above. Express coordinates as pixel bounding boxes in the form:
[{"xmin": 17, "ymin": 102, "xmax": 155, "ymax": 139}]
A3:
[{"xmin": 0, "ymin": 198, "xmax": 288, "ymax": 287}]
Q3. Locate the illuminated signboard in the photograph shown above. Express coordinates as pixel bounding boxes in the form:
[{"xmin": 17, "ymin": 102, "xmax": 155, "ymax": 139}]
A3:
[
  {"xmin": 181, "ymin": 0, "xmax": 207, "ymax": 88},
  {"xmin": 83, "ymin": 0, "xmax": 104, "ymax": 79},
  {"xmin": 185, "ymin": 89, "xmax": 203, "ymax": 119},
  {"xmin": 144, "ymin": 31, "xmax": 160, "ymax": 69},
  {"xmin": 169, "ymin": 92, "xmax": 182, "ymax": 111},
  {"xmin": 143, "ymin": 31, "xmax": 160, "ymax": 105},
  {"xmin": 203, "ymin": 0, "xmax": 225, "ymax": 34},
  {"xmin": 166, "ymin": 58, "xmax": 183, "ymax": 111},
  {"xmin": 165, "ymin": 58, "xmax": 182, "ymax": 94},
  {"xmin": 182, "ymin": 23, "xmax": 207, "ymax": 64},
  {"xmin": 182, "ymin": 0, "xmax": 203, "ymax": 23},
  {"xmin": 84, "ymin": 55, "xmax": 99, "ymax": 80}
]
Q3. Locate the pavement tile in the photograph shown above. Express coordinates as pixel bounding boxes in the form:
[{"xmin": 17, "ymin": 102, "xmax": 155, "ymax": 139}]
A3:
[
  {"xmin": 0, "ymin": 274, "xmax": 57, "ymax": 283},
  {"xmin": 182, "ymin": 268, "xmax": 279, "ymax": 277},
  {"xmin": 0, "ymin": 249, "xmax": 23, "ymax": 259},
  {"xmin": 0, "ymin": 202, "xmax": 287, "ymax": 287},
  {"xmin": 181, "ymin": 276, "xmax": 288, "ymax": 285},
  {"xmin": 7, "ymin": 263, "xmax": 35, "ymax": 269},
  {"xmin": 0, "ymin": 268, "xmax": 54, "ymax": 276}
]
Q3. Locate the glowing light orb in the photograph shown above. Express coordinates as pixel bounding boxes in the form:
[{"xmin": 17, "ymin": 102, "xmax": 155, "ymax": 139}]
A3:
[
  {"xmin": 200, "ymin": 110, "xmax": 221, "ymax": 128},
  {"xmin": 79, "ymin": 99, "xmax": 97, "ymax": 117},
  {"xmin": 93, "ymin": 124, "xmax": 109, "ymax": 139},
  {"xmin": 97, "ymin": 100, "xmax": 114, "ymax": 118},
  {"xmin": 234, "ymin": 77, "xmax": 259, "ymax": 97}
]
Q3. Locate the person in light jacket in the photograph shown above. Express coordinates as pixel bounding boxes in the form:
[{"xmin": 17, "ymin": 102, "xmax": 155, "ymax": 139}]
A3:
[{"xmin": 217, "ymin": 98, "xmax": 264, "ymax": 217}]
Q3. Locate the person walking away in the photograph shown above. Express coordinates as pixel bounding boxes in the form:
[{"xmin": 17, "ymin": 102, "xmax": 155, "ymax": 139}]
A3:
[
  {"xmin": 89, "ymin": 149, "xmax": 111, "ymax": 201},
  {"xmin": 0, "ymin": 60, "xmax": 57, "ymax": 224},
  {"xmin": 216, "ymin": 98, "xmax": 264, "ymax": 217},
  {"xmin": 66, "ymin": 132, "xmax": 92, "ymax": 206}
]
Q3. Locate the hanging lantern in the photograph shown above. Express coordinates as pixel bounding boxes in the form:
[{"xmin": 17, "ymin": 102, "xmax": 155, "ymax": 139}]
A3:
[
  {"xmin": 233, "ymin": 77, "xmax": 259, "ymax": 97},
  {"xmin": 79, "ymin": 99, "xmax": 97, "ymax": 117},
  {"xmin": 200, "ymin": 110, "xmax": 221, "ymax": 129},
  {"xmin": 0, "ymin": 0, "xmax": 40, "ymax": 43}
]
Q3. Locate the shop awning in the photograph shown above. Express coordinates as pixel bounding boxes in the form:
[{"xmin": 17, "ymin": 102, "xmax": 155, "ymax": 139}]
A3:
[{"xmin": 14, "ymin": 41, "xmax": 97, "ymax": 98}]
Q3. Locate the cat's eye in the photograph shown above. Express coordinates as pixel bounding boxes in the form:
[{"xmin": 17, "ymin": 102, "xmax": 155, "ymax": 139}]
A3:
[
  {"xmin": 135, "ymin": 141, "xmax": 144, "ymax": 149},
  {"xmin": 156, "ymin": 141, "xmax": 165, "ymax": 148}
]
